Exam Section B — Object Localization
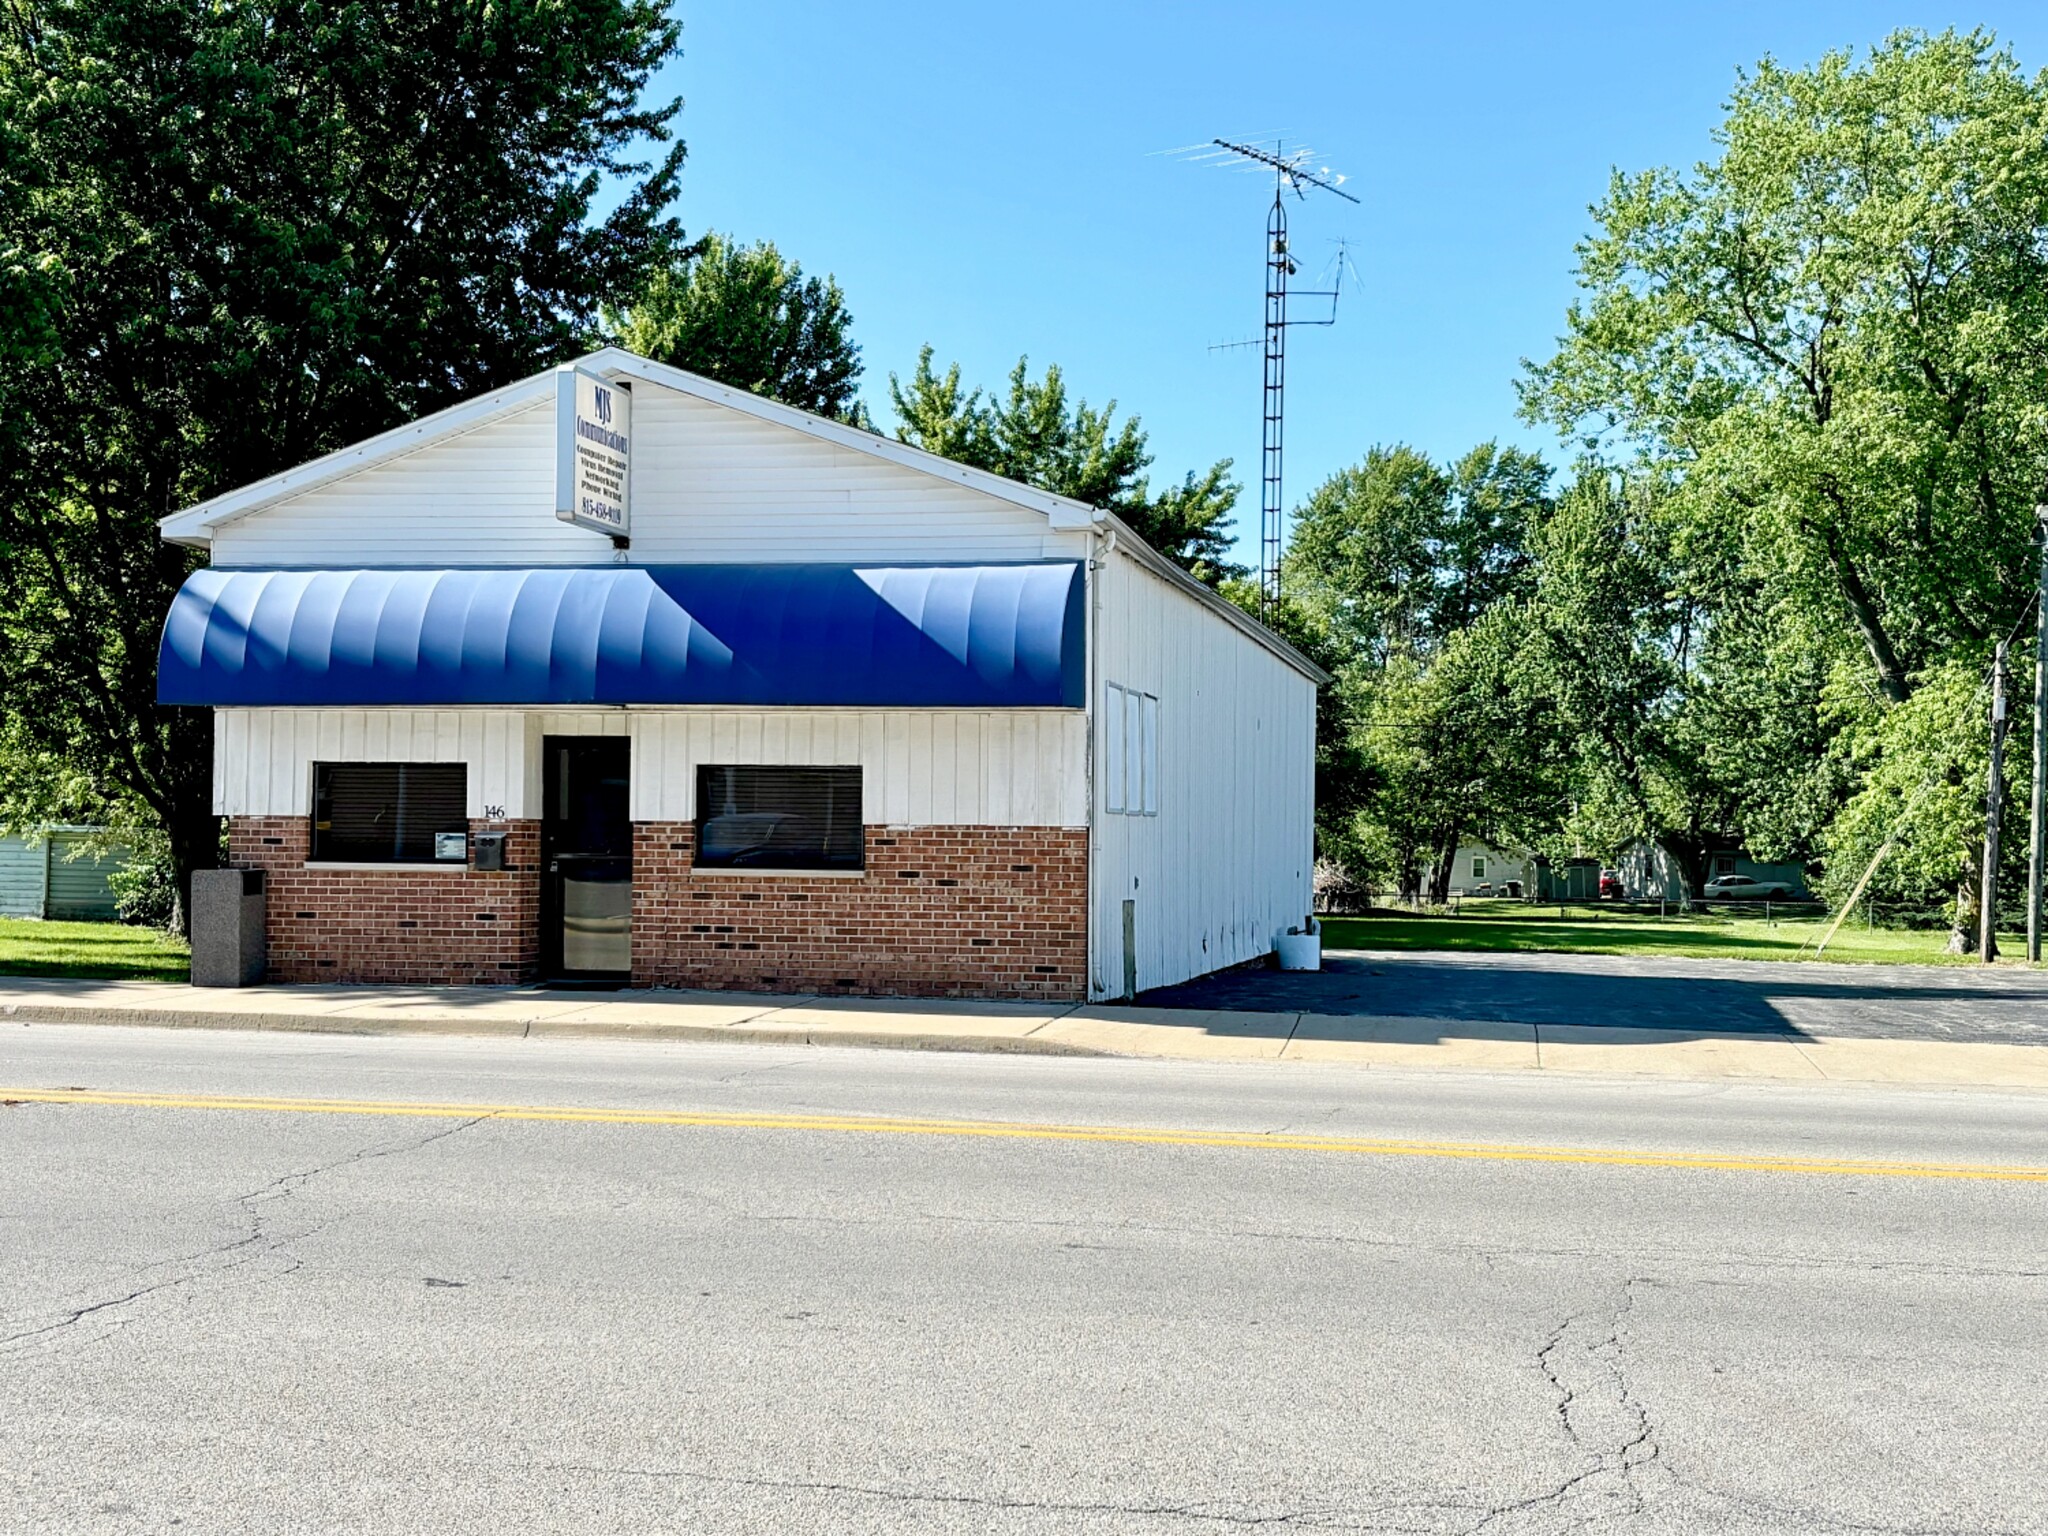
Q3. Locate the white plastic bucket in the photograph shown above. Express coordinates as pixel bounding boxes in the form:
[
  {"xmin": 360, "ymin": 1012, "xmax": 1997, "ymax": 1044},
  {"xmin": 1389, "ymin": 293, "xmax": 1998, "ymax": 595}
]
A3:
[{"xmin": 1275, "ymin": 921, "xmax": 1321, "ymax": 972}]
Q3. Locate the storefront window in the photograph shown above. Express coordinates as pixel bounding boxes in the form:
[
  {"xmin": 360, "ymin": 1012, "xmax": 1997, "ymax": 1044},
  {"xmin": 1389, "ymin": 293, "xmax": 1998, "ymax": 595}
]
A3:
[
  {"xmin": 696, "ymin": 766, "xmax": 863, "ymax": 870},
  {"xmin": 312, "ymin": 763, "xmax": 468, "ymax": 863}
]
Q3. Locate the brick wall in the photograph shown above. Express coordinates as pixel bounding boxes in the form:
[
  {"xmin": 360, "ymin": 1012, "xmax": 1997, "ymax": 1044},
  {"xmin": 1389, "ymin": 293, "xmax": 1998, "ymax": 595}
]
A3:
[
  {"xmin": 632, "ymin": 823, "xmax": 1088, "ymax": 1000},
  {"xmin": 228, "ymin": 816, "xmax": 540, "ymax": 985},
  {"xmin": 227, "ymin": 816, "xmax": 1087, "ymax": 999}
]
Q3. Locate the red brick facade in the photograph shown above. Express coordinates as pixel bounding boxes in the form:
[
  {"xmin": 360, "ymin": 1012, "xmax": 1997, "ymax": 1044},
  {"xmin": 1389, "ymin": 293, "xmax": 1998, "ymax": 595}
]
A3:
[
  {"xmin": 227, "ymin": 817, "xmax": 1088, "ymax": 999},
  {"xmin": 632, "ymin": 823, "xmax": 1089, "ymax": 1000},
  {"xmin": 228, "ymin": 816, "xmax": 541, "ymax": 985}
]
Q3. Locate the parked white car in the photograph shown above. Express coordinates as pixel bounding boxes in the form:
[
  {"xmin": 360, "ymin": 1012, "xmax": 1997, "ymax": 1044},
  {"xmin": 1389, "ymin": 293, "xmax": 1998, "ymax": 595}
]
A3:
[{"xmin": 1702, "ymin": 872, "xmax": 1795, "ymax": 900}]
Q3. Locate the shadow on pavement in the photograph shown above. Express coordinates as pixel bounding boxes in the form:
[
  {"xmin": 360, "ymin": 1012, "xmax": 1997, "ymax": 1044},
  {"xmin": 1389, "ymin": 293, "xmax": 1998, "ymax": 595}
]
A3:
[{"xmin": 1135, "ymin": 953, "xmax": 2048, "ymax": 1046}]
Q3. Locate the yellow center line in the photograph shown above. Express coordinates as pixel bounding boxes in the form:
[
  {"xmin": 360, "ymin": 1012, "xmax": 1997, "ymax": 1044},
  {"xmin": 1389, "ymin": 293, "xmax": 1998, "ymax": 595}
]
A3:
[{"xmin": 3, "ymin": 1087, "xmax": 2044, "ymax": 1182}]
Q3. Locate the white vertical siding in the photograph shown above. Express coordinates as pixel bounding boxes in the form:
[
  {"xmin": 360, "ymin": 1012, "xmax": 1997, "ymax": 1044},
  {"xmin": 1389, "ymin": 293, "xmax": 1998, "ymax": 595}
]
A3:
[
  {"xmin": 212, "ymin": 707, "xmax": 1087, "ymax": 827},
  {"xmin": 1090, "ymin": 551, "xmax": 1318, "ymax": 999},
  {"xmin": 214, "ymin": 709, "xmax": 535, "ymax": 818},
  {"xmin": 629, "ymin": 711, "xmax": 1084, "ymax": 825},
  {"xmin": 207, "ymin": 389, "xmax": 1093, "ymax": 568}
]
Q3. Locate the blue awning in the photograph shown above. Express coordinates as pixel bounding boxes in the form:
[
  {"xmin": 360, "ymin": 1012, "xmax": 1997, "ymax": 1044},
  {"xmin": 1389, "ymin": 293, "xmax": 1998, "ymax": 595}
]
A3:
[{"xmin": 157, "ymin": 564, "xmax": 1085, "ymax": 709}]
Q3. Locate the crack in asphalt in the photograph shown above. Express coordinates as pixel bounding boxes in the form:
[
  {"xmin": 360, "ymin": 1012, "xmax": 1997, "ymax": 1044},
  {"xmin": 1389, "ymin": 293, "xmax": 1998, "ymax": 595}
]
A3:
[
  {"xmin": 0, "ymin": 1113, "xmax": 492, "ymax": 1353},
  {"xmin": 1459, "ymin": 1276, "xmax": 1660, "ymax": 1535}
]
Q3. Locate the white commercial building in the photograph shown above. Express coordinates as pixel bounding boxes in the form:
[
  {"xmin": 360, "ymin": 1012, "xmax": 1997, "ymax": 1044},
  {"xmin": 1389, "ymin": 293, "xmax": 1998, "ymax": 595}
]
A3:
[{"xmin": 157, "ymin": 349, "xmax": 1322, "ymax": 1000}]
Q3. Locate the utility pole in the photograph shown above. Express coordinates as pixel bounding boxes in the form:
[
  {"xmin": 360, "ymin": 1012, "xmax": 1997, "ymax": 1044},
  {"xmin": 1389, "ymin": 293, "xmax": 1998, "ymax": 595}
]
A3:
[
  {"xmin": 1981, "ymin": 639, "xmax": 2009, "ymax": 962},
  {"xmin": 2029, "ymin": 505, "xmax": 2048, "ymax": 963}
]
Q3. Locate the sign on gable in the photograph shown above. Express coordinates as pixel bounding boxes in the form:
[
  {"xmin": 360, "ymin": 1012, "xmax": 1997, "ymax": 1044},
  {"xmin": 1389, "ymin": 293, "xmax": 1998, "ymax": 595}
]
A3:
[{"xmin": 555, "ymin": 364, "xmax": 632, "ymax": 537}]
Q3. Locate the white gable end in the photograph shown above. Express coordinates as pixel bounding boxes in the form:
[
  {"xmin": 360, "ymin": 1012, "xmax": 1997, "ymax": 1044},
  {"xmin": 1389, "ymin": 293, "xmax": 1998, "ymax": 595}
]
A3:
[{"xmin": 205, "ymin": 377, "xmax": 1085, "ymax": 569}]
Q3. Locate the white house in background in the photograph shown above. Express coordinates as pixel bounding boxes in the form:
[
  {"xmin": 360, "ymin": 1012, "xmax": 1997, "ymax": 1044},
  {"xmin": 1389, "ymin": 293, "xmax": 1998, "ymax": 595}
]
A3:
[
  {"xmin": 155, "ymin": 348, "xmax": 1325, "ymax": 1001},
  {"xmin": 1445, "ymin": 840, "xmax": 1539, "ymax": 898}
]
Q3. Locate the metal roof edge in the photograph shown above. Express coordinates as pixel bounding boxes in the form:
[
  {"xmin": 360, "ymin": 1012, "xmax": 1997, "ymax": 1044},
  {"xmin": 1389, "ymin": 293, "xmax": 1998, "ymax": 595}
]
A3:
[
  {"xmin": 158, "ymin": 349, "xmax": 1119, "ymax": 545},
  {"xmin": 158, "ymin": 373, "xmax": 558, "ymax": 541},
  {"xmin": 583, "ymin": 348, "xmax": 1109, "ymax": 529},
  {"xmin": 1101, "ymin": 516, "xmax": 1332, "ymax": 687}
]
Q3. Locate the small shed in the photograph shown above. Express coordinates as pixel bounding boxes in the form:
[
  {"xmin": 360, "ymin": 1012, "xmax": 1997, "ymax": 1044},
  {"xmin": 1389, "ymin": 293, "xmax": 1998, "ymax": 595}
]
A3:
[{"xmin": 0, "ymin": 829, "xmax": 128, "ymax": 920}]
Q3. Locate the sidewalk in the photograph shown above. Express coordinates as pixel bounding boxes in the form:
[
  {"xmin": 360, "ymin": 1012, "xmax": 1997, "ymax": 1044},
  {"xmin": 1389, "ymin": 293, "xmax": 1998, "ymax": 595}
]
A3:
[{"xmin": 5, "ymin": 976, "xmax": 2048, "ymax": 1090}]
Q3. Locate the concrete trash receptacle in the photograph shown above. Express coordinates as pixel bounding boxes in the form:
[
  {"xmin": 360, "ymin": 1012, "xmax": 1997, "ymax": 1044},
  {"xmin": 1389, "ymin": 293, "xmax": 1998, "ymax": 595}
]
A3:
[
  {"xmin": 1275, "ymin": 920, "xmax": 1321, "ymax": 972},
  {"xmin": 191, "ymin": 867, "xmax": 266, "ymax": 987}
]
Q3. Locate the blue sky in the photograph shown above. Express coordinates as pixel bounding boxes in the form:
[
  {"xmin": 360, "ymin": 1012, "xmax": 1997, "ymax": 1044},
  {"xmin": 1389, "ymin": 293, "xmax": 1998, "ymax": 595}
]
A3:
[{"xmin": 656, "ymin": 4, "xmax": 2046, "ymax": 557}]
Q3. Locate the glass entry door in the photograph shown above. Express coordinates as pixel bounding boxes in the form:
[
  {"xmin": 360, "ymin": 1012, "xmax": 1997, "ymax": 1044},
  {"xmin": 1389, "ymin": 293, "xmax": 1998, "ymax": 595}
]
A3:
[{"xmin": 541, "ymin": 737, "xmax": 632, "ymax": 980}]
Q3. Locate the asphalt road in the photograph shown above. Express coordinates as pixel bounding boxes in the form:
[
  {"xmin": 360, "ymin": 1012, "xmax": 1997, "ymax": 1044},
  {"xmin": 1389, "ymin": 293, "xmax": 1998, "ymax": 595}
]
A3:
[
  {"xmin": 4, "ymin": 1023, "xmax": 2046, "ymax": 1535},
  {"xmin": 1142, "ymin": 948, "xmax": 2048, "ymax": 1045}
]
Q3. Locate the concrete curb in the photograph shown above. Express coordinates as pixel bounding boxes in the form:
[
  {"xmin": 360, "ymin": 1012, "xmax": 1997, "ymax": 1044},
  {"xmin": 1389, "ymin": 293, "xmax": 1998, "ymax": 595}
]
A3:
[
  {"xmin": 9, "ymin": 993, "xmax": 2048, "ymax": 1091},
  {"xmin": 0, "ymin": 1000, "xmax": 1111, "ymax": 1057}
]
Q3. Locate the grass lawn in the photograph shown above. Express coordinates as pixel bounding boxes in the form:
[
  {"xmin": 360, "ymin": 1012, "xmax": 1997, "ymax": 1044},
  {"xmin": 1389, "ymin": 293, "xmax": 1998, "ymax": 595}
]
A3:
[
  {"xmin": 0, "ymin": 917, "xmax": 189, "ymax": 982},
  {"xmin": 1318, "ymin": 900, "xmax": 2028, "ymax": 967}
]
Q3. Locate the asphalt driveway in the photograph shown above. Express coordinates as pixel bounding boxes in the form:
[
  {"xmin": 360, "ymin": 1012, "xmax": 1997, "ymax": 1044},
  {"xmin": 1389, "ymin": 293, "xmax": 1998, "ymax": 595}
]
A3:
[{"xmin": 1138, "ymin": 948, "xmax": 2048, "ymax": 1046}]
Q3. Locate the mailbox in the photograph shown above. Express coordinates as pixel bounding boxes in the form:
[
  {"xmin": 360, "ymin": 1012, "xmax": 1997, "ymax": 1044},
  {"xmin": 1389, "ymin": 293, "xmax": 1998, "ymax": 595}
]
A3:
[{"xmin": 472, "ymin": 831, "xmax": 508, "ymax": 872}]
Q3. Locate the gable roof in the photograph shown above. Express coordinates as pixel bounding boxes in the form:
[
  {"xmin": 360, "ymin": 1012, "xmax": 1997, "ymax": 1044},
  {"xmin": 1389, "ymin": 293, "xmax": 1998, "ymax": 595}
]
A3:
[
  {"xmin": 157, "ymin": 347, "xmax": 1105, "ymax": 544},
  {"xmin": 157, "ymin": 347, "xmax": 1327, "ymax": 684}
]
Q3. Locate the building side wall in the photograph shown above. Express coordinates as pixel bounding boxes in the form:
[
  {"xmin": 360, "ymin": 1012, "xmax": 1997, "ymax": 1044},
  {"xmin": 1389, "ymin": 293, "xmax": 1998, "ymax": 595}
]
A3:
[
  {"xmin": 632, "ymin": 823, "xmax": 1087, "ymax": 1000},
  {"xmin": 1090, "ymin": 552, "xmax": 1318, "ymax": 998},
  {"xmin": 229, "ymin": 816, "xmax": 540, "ymax": 985},
  {"xmin": 206, "ymin": 391, "xmax": 1091, "ymax": 568}
]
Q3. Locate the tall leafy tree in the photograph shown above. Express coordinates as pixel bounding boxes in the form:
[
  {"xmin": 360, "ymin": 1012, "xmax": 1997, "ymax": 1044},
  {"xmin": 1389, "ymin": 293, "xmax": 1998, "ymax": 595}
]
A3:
[
  {"xmin": 888, "ymin": 347, "xmax": 1243, "ymax": 582},
  {"xmin": 1521, "ymin": 29, "xmax": 2048, "ymax": 706},
  {"xmin": 1284, "ymin": 442, "xmax": 1550, "ymax": 665},
  {"xmin": 0, "ymin": 0, "xmax": 686, "ymax": 926},
  {"xmin": 612, "ymin": 233, "xmax": 865, "ymax": 421},
  {"xmin": 1521, "ymin": 28, "xmax": 2048, "ymax": 922}
]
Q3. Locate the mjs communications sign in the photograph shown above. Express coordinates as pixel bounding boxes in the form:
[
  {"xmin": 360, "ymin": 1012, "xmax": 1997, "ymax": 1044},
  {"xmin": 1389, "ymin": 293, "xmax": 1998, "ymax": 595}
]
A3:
[{"xmin": 555, "ymin": 364, "xmax": 632, "ymax": 537}]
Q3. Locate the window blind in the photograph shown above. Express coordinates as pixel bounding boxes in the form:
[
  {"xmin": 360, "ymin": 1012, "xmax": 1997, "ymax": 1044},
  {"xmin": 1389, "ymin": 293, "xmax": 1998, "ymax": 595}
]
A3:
[
  {"xmin": 312, "ymin": 763, "xmax": 468, "ymax": 863},
  {"xmin": 696, "ymin": 766, "xmax": 864, "ymax": 870}
]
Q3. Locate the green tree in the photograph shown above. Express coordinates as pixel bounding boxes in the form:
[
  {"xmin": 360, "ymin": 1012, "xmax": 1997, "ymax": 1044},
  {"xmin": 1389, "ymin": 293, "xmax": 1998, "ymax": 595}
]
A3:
[
  {"xmin": 1516, "ymin": 469, "xmax": 1730, "ymax": 891},
  {"xmin": 1818, "ymin": 657, "xmax": 2021, "ymax": 950},
  {"xmin": 1281, "ymin": 442, "xmax": 1558, "ymax": 897},
  {"xmin": 1284, "ymin": 442, "xmax": 1550, "ymax": 665},
  {"xmin": 888, "ymin": 347, "xmax": 1243, "ymax": 581},
  {"xmin": 0, "ymin": 0, "xmax": 685, "ymax": 927},
  {"xmin": 1353, "ymin": 608, "xmax": 1572, "ymax": 901},
  {"xmin": 1521, "ymin": 30, "xmax": 2048, "ymax": 706},
  {"xmin": 612, "ymin": 233, "xmax": 865, "ymax": 421}
]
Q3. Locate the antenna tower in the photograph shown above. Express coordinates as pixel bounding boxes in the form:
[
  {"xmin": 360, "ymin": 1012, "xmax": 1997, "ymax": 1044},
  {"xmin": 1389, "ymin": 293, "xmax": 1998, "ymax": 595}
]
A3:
[{"xmin": 1197, "ymin": 138, "xmax": 1358, "ymax": 616}]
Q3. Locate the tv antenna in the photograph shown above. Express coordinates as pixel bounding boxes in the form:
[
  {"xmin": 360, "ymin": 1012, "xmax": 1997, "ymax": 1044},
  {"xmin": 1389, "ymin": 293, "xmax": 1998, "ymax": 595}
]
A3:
[{"xmin": 1184, "ymin": 137, "xmax": 1358, "ymax": 616}]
